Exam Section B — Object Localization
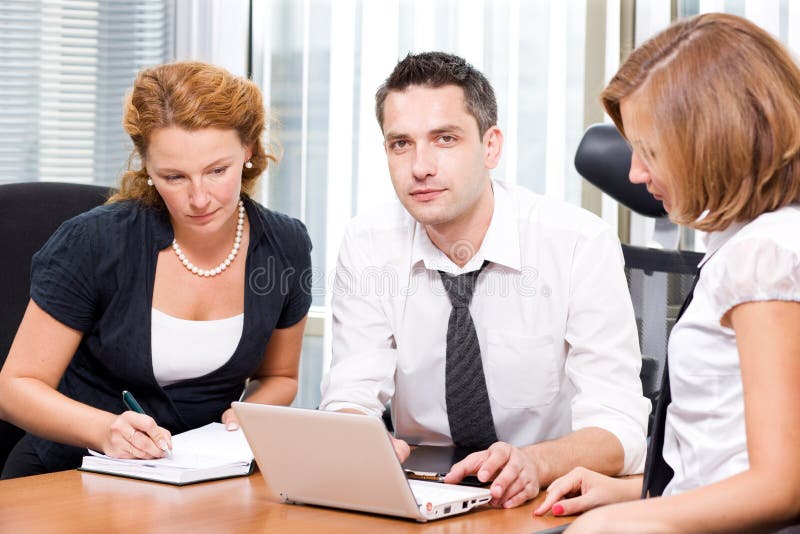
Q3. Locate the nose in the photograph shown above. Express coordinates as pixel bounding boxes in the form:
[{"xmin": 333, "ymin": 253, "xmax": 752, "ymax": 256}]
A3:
[
  {"xmin": 188, "ymin": 178, "xmax": 211, "ymax": 210},
  {"xmin": 628, "ymin": 152, "xmax": 650, "ymax": 185},
  {"xmin": 411, "ymin": 144, "xmax": 436, "ymax": 181}
]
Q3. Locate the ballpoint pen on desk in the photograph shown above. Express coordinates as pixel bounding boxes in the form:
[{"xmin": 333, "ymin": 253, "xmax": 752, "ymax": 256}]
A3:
[
  {"xmin": 405, "ymin": 471, "xmax": 446, "ymax": 483},
  {"xmin": 122, "ymin": 390, "xmax": 172, "ymax": 457}
]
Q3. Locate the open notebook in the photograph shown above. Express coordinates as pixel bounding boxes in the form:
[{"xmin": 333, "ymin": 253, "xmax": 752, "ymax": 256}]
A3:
[{"xmin": 80, "ymin": 422, "xmax": 254, "ymax": 485}]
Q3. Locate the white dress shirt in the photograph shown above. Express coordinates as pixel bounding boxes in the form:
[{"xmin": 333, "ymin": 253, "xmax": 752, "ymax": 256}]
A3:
[
  {"xmin": 320, "ymin": 180, "xmax": 650, "ymax": 475},
  {"xmin": 663, "ymin": 204, "xmax": 800, "ymax": 495}
]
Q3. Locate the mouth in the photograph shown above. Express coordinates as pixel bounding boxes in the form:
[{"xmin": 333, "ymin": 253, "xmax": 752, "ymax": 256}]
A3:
[
  {"xmin": 410, "ymin": 188, "xmax": 445, "ymax": 202},
  {"xmin": 188, "ymin": 208, "xmax": 219, "ymax": 223}
]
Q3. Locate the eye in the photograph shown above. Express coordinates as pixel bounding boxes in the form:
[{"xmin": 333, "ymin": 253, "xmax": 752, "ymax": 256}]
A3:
[
  {"xmin": 391, "ymin": 140, "xmax": 407, "ymax": 148},
  {"xmin": 389, "ymin": 139, "xmax": 410, "ymax": 151},
  {"xmin": 439, "ymin": 135, "xmax": 455, "ymax": 143},
  {"xmin": 211, "ymin": 166, "xmax": 228, "ymax": 175},
  {"xmin": 164, "ymin": 175, "xmax": 183, "ymax": 181}
]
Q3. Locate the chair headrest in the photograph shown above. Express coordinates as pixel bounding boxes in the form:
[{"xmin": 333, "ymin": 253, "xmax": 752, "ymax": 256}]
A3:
[{"xmin": 574, "ymin": 123, "xmax": 667, "ymax": 218}]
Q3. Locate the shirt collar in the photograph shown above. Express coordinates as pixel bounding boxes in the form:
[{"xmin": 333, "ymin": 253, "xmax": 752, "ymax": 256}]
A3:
[
  {"xmin": 698, "ymin": 220, "xmax": 746, "ymax": 267},
  {"xmin": 410, "ymin": 180, "xmax": 522, "ymax": 275}
]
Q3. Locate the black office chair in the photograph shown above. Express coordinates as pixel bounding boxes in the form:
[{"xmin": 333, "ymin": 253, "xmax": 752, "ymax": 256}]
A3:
[
  {"xmin": 575, "ymin": 123, "xmax": 666, "ymax": 218},
  {"xmin": 574, "ymin": 124, "xmax": 703, "ymax": 433},
  {"xmin": 0, "ymin": 181, "xmax": 113, "ymax": 471}
]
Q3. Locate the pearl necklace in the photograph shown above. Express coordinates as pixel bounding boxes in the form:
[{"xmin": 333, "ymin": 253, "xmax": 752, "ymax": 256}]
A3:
[{"xmin": 172, "ymin": 200, "xmax": 245, "ymax": 278}]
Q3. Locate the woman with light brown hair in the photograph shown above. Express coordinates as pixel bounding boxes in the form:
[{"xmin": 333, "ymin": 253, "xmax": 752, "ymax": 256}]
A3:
[
  {"xmin": 535, "ymin": 13, "xmax": 800, "ymax": 532},
  {"xmin": 0, "ymin": 61, "xmax": 312, "ymax": 478}
]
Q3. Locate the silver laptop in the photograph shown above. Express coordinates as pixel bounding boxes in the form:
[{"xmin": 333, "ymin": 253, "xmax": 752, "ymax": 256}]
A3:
[{"xmin": 232, "ymin": 402, "xmax": 492, "ymax": 522}]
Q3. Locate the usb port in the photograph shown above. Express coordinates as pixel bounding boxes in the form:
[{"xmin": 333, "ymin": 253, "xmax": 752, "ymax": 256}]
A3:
[{"xmin": 443, "ymin": 506, "xmax": 451, "ymax": 514}]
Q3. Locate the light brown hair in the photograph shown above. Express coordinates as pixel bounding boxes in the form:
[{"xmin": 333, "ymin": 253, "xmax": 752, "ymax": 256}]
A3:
[
  {"xmin": 108, "ymin": 61, "xmax": 277, "ymax": 208},
  {"xmin": 602, "ymin": 13, "xmax": 800, "ymax": 231}
]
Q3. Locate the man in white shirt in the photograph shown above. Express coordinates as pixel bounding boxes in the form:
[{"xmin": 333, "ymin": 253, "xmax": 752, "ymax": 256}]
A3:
[{"xmin": 320, "ymin": 51, "xmax": 649, "ymax": 509}]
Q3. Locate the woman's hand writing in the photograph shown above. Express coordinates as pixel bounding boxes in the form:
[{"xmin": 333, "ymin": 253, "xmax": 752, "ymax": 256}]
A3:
[{"xmin": 102, "ymin": 411, "xmax": 172, "ymax": 459}]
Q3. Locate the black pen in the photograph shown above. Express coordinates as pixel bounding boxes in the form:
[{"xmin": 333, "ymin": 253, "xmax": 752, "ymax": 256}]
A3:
[{"xmin": 122, "ymin": 390, "xmax": 171, "ymax": 457}]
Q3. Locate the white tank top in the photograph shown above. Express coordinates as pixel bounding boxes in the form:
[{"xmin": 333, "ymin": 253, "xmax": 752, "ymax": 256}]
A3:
[{"xmin": 151, "ymin": 308, "xmax": 244, "ymax": 387}]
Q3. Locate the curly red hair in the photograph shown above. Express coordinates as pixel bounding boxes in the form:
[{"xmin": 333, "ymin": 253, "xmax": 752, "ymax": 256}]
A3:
[{"xmin": 109, "ymin": 61, "xmax": 277, "ymax": 208}]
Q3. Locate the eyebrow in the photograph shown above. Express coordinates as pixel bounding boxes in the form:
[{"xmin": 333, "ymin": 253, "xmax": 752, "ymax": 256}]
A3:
[
  {"xmin": 383, "ymin": 131, "xmax": 409, "ymax": 143},
  {"xmin": 430, "ymin": 125, "xmax": 465, "ymax": 135},
  {"xmin": 384, "ymin": 124, "xmax": 466, "ymax": 141},
  {"xmin": 632, "ymin": 140, "xmax": 656, "ymax": 160}
]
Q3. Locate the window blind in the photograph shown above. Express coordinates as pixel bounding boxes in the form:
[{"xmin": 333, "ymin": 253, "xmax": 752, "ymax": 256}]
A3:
[{"xmin": 0, "ymin": 0, "xmax": 174, "ymax": 185}]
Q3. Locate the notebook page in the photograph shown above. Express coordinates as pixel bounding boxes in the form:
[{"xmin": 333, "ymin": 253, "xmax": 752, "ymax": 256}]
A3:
[
  {"xmin": 171, "ymin": 422, "xmax": 252, "ymax": 462},
  {"xmin": 87, "ymin": 423, "xmax": 253, "ymax": 469}
]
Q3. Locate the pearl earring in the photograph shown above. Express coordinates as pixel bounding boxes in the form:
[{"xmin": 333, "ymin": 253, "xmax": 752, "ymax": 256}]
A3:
[
  {"xmin": 146, "ymin": 177, "xmax": 153, "ymax": 186},
  {"xmin": 244, "ymin": 160, "xmax": 253, "ymax": 169}
]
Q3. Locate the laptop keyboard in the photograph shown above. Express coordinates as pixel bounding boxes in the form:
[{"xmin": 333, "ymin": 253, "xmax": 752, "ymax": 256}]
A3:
[{"xmin": 409, "ymin": 480, "xmax": 486, "ymax": 504}]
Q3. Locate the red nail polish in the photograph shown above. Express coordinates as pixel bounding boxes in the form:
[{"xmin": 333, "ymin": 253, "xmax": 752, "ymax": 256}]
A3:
[{"xmin": 552, "ymin": 504, "xmax": 565, "ymax": 516}]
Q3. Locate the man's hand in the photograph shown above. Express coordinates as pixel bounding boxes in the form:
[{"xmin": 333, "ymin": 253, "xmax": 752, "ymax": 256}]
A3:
[
  {"xmin": 444, "ymin": 442, "xmax": 540, "ymax": 508},
  {"xmin": 390, "ymin": 434, "xmax": 410, "ymax": 462}
]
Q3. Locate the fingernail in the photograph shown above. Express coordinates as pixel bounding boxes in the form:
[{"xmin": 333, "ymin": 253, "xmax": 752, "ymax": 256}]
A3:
[
  {"xmin": 478, "ymin": 470, "xmax": 488, "ymax": 480},
  {"xmin": 552, "ymin": 504, "xmax": 565, "ymax": 516},
  {"xmin": 226, "ymin": 422, "xmax": 238, "ymax": 430},
  {"xmin": 159, "ymin": 440, "xmax": 168, "ymax": 451}
]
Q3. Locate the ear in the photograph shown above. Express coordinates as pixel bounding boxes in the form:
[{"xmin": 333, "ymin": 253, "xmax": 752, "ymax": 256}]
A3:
[
  {"xmin": 483, "ymin": 126, "xmax": 503, "ymax": 169},
  {"xmin": 245, "ymin": 143, "xmax": 254, "ymax": 162}
]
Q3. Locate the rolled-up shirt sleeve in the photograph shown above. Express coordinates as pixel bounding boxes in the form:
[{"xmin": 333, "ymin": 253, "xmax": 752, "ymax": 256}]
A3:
[
  {"xmin": 564, "ymin": 225, "xmax": 650, "ymax": 475},
  {"xmin": 319, "ymin": 223, "xmax": 397, "ymax": 418}
]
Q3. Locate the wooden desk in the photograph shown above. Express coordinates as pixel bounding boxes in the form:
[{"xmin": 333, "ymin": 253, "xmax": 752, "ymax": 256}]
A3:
[{"xmin": 0, "ymin": 470, "xmax": 572, "ymax": 533}]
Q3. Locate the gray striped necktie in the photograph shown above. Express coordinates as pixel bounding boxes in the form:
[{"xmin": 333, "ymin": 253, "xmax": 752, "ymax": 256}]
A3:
[{"xmin": 438, "ymin": 260, "xmax": 497, "ymax": 450}]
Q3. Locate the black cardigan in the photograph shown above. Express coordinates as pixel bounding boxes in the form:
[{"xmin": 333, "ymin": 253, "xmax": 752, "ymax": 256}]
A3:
[{"xmin": 27, "ymin": 197, "xmax": 311, "ymax": 472}]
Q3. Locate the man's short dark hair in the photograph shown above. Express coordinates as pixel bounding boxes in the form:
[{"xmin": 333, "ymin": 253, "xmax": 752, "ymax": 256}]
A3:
[{"xmin": 375, "ymin": 51, "xmax": 498, "ymax": 137}]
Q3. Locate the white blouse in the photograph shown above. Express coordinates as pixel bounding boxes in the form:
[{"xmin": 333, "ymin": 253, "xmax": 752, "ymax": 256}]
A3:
[
  {"xmin": 662, "ymin": 204, "xmax": 800, "ymax": 495},
  {"xmin": 151, "ymin": 308, "xmax": 244, "ymax": 387}
]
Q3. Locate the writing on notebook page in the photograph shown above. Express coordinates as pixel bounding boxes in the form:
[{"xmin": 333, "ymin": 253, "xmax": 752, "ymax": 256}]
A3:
[{"xmin": 80, "ymin": 422, "xmax": 254, "ymax": 485}]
